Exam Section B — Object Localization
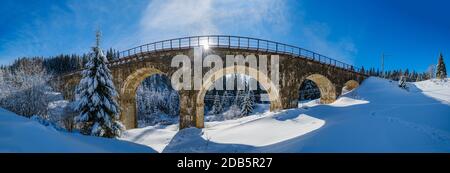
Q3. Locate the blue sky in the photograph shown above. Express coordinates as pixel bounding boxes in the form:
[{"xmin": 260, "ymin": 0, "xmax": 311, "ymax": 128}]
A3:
[{"xmin": 0, "ymin": 0, "xmax": 449, "ymax": 72}]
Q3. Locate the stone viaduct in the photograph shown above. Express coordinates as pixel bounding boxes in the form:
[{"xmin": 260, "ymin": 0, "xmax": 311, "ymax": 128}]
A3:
[{"xmin": 52, "ymin": 36, "xmax": 367, "ymax": 130}]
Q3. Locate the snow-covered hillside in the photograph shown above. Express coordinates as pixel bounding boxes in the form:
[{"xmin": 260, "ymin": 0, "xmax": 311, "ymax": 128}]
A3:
[
  {"xmin": 1, "ymin": 77, "xmax": 449, "ymax": 152},
  {"xmin": 414, "ymin": 79, "xmax": 450, "ymax": 104},
  {"xmin": 0, "ymin": 108, "xmax": 155, "ymax": 153},
  {"xmin": 122, "ymin": 77, "xmax": 450, "ymax": 152}
]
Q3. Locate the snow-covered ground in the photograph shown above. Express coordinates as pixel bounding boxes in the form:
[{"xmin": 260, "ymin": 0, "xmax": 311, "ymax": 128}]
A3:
[
  {"xmin": 413, "ymin": 79, "xmax": 450, "ymax": 104},
  {"xmin": 0, "ymin": 108, "xmax": 155, "ymax": 153},
  {"xmin": 121, "ymin": 106, "xmax": 325, "ymax": 152},
  {"xmin": 122, "ymin": 77, "xmax": 450, "ymax": 152},
  {"xmin": 1, "ymin": 77, "xmax": 449, "ymax": 152}
]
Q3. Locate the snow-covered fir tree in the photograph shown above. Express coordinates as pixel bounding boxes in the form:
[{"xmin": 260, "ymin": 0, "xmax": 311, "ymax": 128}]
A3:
[
  {"xmin": 234, "ymin": 90, "xmax": 245, "ymax": 106},
  {"xmin": 240, "ymin": 92, "xmax": 254, "ymax": 117},
  {"xmin": 248, "ymin": 90, "xmax": 256, "ymax": 105},
  {"xmin": 211, "ymin": 92, "xmax": 223, "ymax": 114},
  {"xmin": 222, "ymin": 91, "xmax": 232, "ymax": 108},
  {"xmin": 436, "ymin": 53, "xmax": 447, "ymax": 79},
  {"xmin": 74, "ymin": 31, "xmax": 123, "ymax": 138}
]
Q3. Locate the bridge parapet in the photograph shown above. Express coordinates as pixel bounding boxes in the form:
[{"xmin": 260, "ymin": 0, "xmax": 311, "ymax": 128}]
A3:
[{"xmin": 111, "ymin": 35, "xmax": 363, "ymax": 74}]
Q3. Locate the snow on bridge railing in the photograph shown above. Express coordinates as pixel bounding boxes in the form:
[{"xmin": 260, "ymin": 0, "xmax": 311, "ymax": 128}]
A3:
[{"xmin": 115, "ymin": 35, "xmax": 361, "ymax": 73}]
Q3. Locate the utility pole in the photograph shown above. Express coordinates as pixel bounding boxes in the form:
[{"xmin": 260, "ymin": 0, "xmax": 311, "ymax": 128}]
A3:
[
  {"xmin": 381, "ymin": 53, "xmax": 384, "ymax": 78},
  {"xmin": 381, "ymin": 53, "xmax": 391, "ymax": 78}
]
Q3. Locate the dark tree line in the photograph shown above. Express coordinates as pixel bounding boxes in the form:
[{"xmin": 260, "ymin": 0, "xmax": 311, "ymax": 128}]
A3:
[
  {"xmin": 358, "ymin": 66, "xmax": 435, "ymax": 82},
  {"xmin": 358, "ymin": 53, "xmax": 447, "ymax": 81},
  {"xmin": 0, "ymin": 48, "xmax": 120, "ymax": 75}
]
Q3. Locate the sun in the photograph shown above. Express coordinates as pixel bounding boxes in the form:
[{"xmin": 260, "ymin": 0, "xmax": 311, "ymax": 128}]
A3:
[{"xmin": 200, "ymin": 39, "xmax": 210, "ymax": 50}]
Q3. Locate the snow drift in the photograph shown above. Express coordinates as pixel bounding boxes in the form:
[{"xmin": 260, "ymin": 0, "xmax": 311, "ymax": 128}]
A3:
[
  {"xmin": 2, "ymin": 77, "xmax": 449, "ymax": 153},
  {"xmin": 123, "ymin": 77, "xmax": 450, "ymax": 152},
  {"xmin": 0, "ymin": 108, "xmax": 155, "ymax": 153}
]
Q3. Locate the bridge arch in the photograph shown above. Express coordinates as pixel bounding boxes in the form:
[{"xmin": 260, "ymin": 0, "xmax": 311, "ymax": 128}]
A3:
[
  {"xmin": 302, "ymin": 74, "xmax": 336, "ymax": 104},
  {"xmin": 119, "ymin": 67, "xmax": 165, "ymax": 129},
  {"xmin": 195, "ymin": 65, "xmax": 282, "ymax": 128},
  {"xmin": 343, "ymin": 80, "xmax": 359, "ymax": 91}
]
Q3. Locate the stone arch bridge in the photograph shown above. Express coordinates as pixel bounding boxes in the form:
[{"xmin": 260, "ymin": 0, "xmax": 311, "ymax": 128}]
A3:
[{"xmin": 52, "ymin": 35, "xmax": 367, "ymax": 130}]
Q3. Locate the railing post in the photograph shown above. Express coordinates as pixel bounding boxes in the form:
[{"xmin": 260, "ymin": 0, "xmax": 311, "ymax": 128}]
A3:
[
  {"xmin": 247, "ymin": 38, "xmax": 250, "ymax": 49},
  {"xmin": 112, "ymin": 35, "xmax": 359, "ymax": 76},
  {"xmin": 238, "ymin": 37, "xmax": 240, "ymax": 48},
  {"xmin": 257, "ymin": 39, "xmax": 259, "ymax": 51}
]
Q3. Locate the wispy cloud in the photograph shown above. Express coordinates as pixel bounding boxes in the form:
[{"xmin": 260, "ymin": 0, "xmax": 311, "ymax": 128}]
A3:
[
  {"xmin": 136, "ymin": 0, "xmax": 289, "ymax": 42},
  {"xmin": 300, "ymin": 21, "xmax": 358, "ymax": 63},
  {"xmin": 136, "ymin": 0, "xmax": 356, "ymax": 63},
  {"xmin": 0, "ymin": 0, "xmax": 357, "ymax": 65}
]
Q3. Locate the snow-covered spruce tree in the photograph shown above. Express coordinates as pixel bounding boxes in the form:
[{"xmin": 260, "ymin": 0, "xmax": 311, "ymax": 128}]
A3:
[
  {"xmin": 74, "ymin": 32, "xmax": 123, "ymax": 138},
  {"xmin": 234, "ymin": 90, "xmax": 245, "ymax": 106},
  {"xmin": 240, "ymin": 92, "xmax": 254, "ymax": 117},
  {"xmin": 249, "ymin": 90, "xmax": 256, "ymax": 105},
  {"xmin": 222, "ymin": 91, "xmax": 233, "ymax": 108},
  {"xmin": 436, "ymin": 53, "xmax": 447, "ymax": 79},
  {"xmin": 211, "ymin": 92, "xmax": 223, "ymax": 114}
]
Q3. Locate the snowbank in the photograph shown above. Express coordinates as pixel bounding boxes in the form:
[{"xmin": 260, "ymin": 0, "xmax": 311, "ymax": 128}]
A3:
[
  {"xmin": 123, "ymin": 77, "xmax": 450, "ymax": 153},
  {"xmin": 3, "ymin": 77, "xmax": 449, "ymax": 153},
  {"xmin": 256, "ymin": 77, "xmax": 450, "ymax": 152},
  {"xmin": 414, "ymin": 78, "xmax": 450, "ymax": 104},
  {"xmin": 0, "ymin": 108, "xmax": 155, "ymax": 153}
]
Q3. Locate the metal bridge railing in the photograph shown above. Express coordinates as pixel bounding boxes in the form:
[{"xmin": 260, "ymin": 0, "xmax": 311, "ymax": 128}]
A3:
[{"xmin": 114, "ymin": 35, "xmax": 361, "ymax": 73}]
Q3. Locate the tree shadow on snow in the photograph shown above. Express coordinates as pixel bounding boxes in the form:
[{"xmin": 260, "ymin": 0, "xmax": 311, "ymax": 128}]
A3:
[{"xmin": 162, "ymin": 128, "xmax": 257, "ymax": 153}]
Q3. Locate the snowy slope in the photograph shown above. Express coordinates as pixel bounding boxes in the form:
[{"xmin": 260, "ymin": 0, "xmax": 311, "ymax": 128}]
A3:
[
  {"xmin": 256, "ymin": 77, "xmax": 450, "ymax": 152},
  {"xmin": 0, "ymin": 108, "xmax": 155, "ymax": 153},
  {"xmin": 413, "ymin": 78, "xmax": 450, "ymax": 104},
  {"xmin": 3, "ymin": 77, "xmax": 449, "ymax": 152},
  {"xmin": 123, "ymin": 77, "xmax": 450, "ymax": 153}
]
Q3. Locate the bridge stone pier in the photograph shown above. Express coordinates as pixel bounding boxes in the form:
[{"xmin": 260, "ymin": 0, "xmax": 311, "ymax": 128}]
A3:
[{"xmin": 52, "ymin": 36, "xmax": 367, "ymax": 130}]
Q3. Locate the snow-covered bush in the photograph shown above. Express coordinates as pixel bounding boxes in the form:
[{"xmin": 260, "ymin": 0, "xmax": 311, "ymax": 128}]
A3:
[
  {"xmin": 0, "ymin": 61, "xmax": 51, "ymax": 118},
  {"xmin": 44, "ymin": 98, "xmax": 79, "ymax": 132},
  {"xmin": 30, "ymin": 115, "xmax": 65, "ymax": 131},
  {"xmin": 205, "ymin": 104, "xmax": 241, "ymax": 122}
]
